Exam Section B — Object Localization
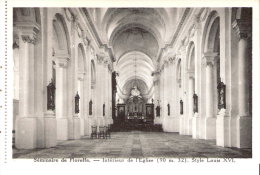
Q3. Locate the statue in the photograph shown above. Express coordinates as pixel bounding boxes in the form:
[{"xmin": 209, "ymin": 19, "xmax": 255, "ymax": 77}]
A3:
[
  {"xmin": 47, "ymin": 79, "xmax": 55, "ymax": 111},
  {"xmin": 103, "ymin": 104, "xmax": 105, "ymax": 116},
  {"xmin": 180, "ymin": 100, "xmax": 183, "ymax": 115},
  {"xmin": 75, "ymin": 92, "xmax": 80, "ymax": 114},
  {"xmin": 167, "ymin": 103, "xmax": 170, "ymax": 116},
  {"xmin": 89, "ymin": 100, "xmax": 93, "ymax": 115},
  {"xmin": 156, "ymin": 106, "xmax": 160, "ymax": 117},
  {"xmin": 217, "ymin": 81, "xmax": 226, "ymax": 109},
  {"xmin": 130, "ymin": 85, "xmax": 141, "ymax": 97},
  {"xmin": 193, "ymin": 93, "xmax": 198, "ymax": 113}
]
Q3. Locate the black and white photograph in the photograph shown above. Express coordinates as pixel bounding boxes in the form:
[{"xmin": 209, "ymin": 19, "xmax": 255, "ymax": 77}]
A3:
[
  {"xmin": 11, "ymin": 7, "xmax": 252, "ymax": 159},
  {"xmin": 0, "ymin": 0, "xmax": 259, "ymax": 175}
]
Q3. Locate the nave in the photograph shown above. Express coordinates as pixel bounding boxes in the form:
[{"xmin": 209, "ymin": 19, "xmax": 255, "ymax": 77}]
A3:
[{"xmin": 13, "ymin": 131, "xmax": 251, "ymax": 158}]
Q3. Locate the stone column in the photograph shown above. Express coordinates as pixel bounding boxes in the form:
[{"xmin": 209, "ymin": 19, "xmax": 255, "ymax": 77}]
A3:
[
  {"xmin": 232, "ymin": 19, "xmax": 252, "ymax": 148},
  {"xmin": 54, "ymin": 53, "xmax": 69, "ymax": 141},
  {"xmin": 168, "ymin": 57, "xmax": 179, "ymax": 132},
  {"xmin": 194, "ymin": 15, "xmax": 202, "ymax": 139},
  {"xmin": 152, "ymin": 71, "xmax": 160, "ymax": 124},
  {"xmin": 95, "ymin": 55, "xmax": 104, "ymax": 130},
  {"xmin": 102, "ymin": 59, "xmax": 108, "ymax": 126},
  {"xmin": 203, "ymin": 52, "xmax": 218, "ymax": 139},
  {"xmin": 161, "ymin": 61, "xmax": 168, "ymax": 131},
  {"xmin": 159, "ymin": 65, "xmax": 164, "ymax": 125},
  {"xmin": 187, "ymin": 71, "xmax": 194, "ymax": 135},
  {"xmin": 15, "ymin": 22, "xmax": 39, "ymax": 149},
  {"xmin": 83, "ymin": 43, "xmax": 92, "ymax": 136},
  {"xmin": 107, "ymin": 65, "xmax": 113, "ymax": 125},
  {"xmin": 78, "ymin": 72, "xmax": 85, "ymax": 136}
]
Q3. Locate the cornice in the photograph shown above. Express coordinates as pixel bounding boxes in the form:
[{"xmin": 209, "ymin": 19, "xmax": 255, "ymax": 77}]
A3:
[
  {"xmin": 157, "ymin": 8, "xmax": 191, "ymax": 63},
  {"xmin": 81, "ymin": 8, "xmax": 115, "ymax": 62}
]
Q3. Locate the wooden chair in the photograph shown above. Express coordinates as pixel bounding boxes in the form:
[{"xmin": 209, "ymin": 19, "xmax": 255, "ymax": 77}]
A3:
[
  {"xmin": 105, "ymin": 125, "xmax": 111, "ymax": 139},
  {"xmin": 98, "ymin": 126, "xmax": 105, "ymax": 139},
  {"xmin": 91, "ymin": 126, "xmax": 97, "ymax": 139}
]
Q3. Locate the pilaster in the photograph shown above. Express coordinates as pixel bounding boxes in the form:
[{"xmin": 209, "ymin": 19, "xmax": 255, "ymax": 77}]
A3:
[
  {"xmin": 203, "ymin": 52, "xmax": 218, "ymax": 140},
  {"xmin": 15, "ymin": 22, "xmax": 40, "ymax": 149},
  {"xmin": 232, "ymin": 19, "xmax": 252, "ymax": 148}
]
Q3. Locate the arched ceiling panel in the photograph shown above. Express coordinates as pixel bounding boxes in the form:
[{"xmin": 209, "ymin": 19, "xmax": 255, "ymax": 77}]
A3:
[
  {"xmin": 102, "ymin": 8, "xmax": 168, "ymax": 39},
  {"xmin": 113, "ymin": 27, "xmax": 159, "ymax": 60},
  {"xmin": 86, "ymin": 8, "xmax": 179, "ymax": 98},
  {"xmin": 116, "ymin": 51, "xmax": 154, "ymax": 95}
]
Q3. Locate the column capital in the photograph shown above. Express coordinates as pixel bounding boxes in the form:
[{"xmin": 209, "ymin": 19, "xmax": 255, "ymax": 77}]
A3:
[
  {"xmin": 64, "ymin": 8, "xmax": 74, "ymax": 22},
  {"xmin": 189, "ymin": 14, "xmax": 201, "ymax": 38},
  {"xmin": 168, "ymin": 56, "xmax": 176, "ymax": 65},
  {"xmin": 160, "ymin": 64, "xmax": 165, "ymax": 71},
  {"xmin": 103, "ymin": 58, "xmax": 109, "ymax": 66},
  {"xmin": 187, "ymin": 70, "xmax": 195, "ymax": 79},
  {"xmin": 177, "ymin": 79, "xmax": 182, "ymax": 88},
  {"xmin": 153, "ymin": 80, "xmax": 159, "ymax": 86},
  {"xmin": 14, "ymin": 22, "xmax": 40, "ymax": 45},
  {"xmin": 152, "ymin": 71, "xmax": 160, "ymax": 77},
  {"xmin": 82, "ymin": 30, "xmax": 91, "ymax": 46},
  {"xmin": 193, "ymin": 14, "xmax": 201, "ymax": 28},
  {"xmin": 163, "ymin": 60, "xmax": 169, "ymax": 68},
  {"xmin": 96, "ymin": 54, "xmax": 105, "ymax": 64},
  {"xmin": 108, "ymin": 63, "xmax": 113, "ymax": 73},
  {"xmin": 232, "ymin": 19, "xmax": 251, "ymax": 40},
  {"xmin": 78, "ymin": 72, "xmax": 85, "ymax": 81},
  {"xmin": 152, "ymin": 71, "xmax": 160, "ymax": 84},
  {"xmin": 54, "ymin": 52, "xmax": 70, "ymax": 68},
  {"xmin": 203, "ymin": 52, "xmax": 219, "ymax": 66},
  {"xmin": 21, "ymin": 35, "xmax": 37, "ymax": 45}
]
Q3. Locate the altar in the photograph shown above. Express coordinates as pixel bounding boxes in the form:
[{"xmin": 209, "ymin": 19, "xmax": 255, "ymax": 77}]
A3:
[
  {"xmin": 112, "ymin": 86, "xmax": 156, "ymax": 131},
  {"xmin": 126, "ymin": 86, "xmax": 145, "ymax": 120}
]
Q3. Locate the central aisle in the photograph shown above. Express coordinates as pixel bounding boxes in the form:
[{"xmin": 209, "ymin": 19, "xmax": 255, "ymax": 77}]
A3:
[{"xmin": 13, "ymin": 131, "xmax": 251, "ymax": 159}]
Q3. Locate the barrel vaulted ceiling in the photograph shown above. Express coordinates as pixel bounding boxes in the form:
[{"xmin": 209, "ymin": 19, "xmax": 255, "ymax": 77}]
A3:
[{"xmin": 85, "ymin": 8, "xmax": 181, "ymax": 98}]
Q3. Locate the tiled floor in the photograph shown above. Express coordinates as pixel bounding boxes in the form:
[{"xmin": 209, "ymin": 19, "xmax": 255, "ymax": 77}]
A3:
[{"xmin": 13, "ymin": 131, "xmax": 252, "ymax": 159}]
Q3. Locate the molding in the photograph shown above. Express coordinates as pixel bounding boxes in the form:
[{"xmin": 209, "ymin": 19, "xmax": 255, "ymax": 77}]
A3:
[
  {"xmin": 96, "ymin": 54, "xmax": 105, "ymax": 64},
  {"xmin": 178, "ymin": 79, "xmax": 182, "ymax": 88},
  {"xmin": 82, "ymin": 30, "xmax": 91, "ymax": 46},
  {"xmin": 163, "ymin": 60, "xmax": 169, "ymax": 68},
  {"xmin": 187, "ymin": 70, "xmax": 195, "ymax": 79},
  {"xmin": 199, "ymin": 8, "xmax": 209, "ymax": 23},
  {"xmin": 151, "ymin": 71, "xmax": 160, "ymax": 77},
  {"xmin": 21, "ymin": 35, "xmax": 37, "ymax": 44},
  {"xmin": 203, "ymin": 52, "xmax": 219, "ymax": 66},
  {"xmin": 64, "ymin": 8, "xmax": 74, "ymax": 22},
  {"xmin": 13, "ymin": 34, "xmax": 19, "ymax": 49},
  {"xmin": 54, "ymin": 58, "xmax": 69, "ymax": 68},
  {"xmin": 108, "ymin": 64, "xmax": 113, "ymax": 72},
  {"xmin": 168, "ymin": 56, "xmax": 176, "ymax": 65},
  {"xmin": 81, "ymin": 8, "xmax": 115, "ymax": 62},
  {"xmin": 78, "ymin": 72, "xmax": 85, "ymax": 81},
  {"xmin": 157, "ymin": 8, "xmax": 191, "ymax": 62},
  {"xmin": 103, "ymin": 59, "xmax": 109, "ymax": 67},
  {"xmin": 232, "ymin": 19, "xmax": 251, "ymax": 40},
  {"xmin": 53, "ymin": 51, "xmax": 70, "ymax": 68},
  {"xmin": 14, "ymin": 21, "xmax": 40, "ymax": 45}
]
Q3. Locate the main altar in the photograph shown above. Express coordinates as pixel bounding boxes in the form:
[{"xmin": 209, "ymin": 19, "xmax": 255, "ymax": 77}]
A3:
[
  {"xmin": 126, "ymin": 86, "xmax": 145, "ymax": 120},
  {"xmin": 114, "ymin": 86, "xmax": 155, "ymax": 131}
]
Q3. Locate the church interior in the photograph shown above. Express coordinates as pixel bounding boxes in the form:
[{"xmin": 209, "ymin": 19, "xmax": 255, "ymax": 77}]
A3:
[{"xmin": 12, "ymin": 7, "xmax": 252, "ymax": 158}]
